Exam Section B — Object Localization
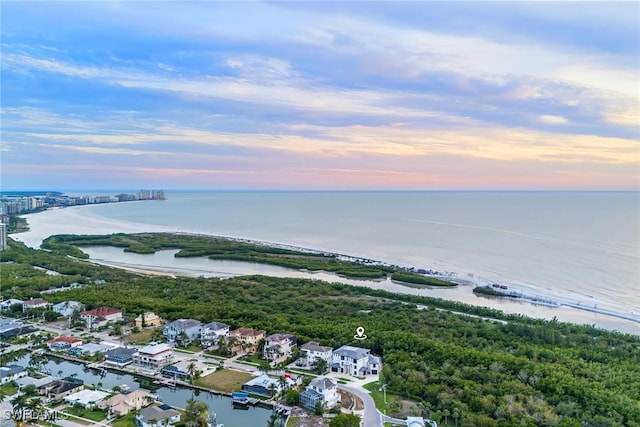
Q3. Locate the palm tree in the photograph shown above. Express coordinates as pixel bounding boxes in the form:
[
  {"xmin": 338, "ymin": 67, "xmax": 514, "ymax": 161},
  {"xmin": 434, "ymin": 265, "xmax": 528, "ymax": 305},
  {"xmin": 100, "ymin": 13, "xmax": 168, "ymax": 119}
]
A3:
[
  {"xmin": 268, "ymin": 383, "xmax": 277, "ymax": 399},
  {"xmin": 11, "ymin": 394, "xmax": 28, "ymax": 417},
  {"xmin": 176, "ymin": 331, "xmax": 190, "ymax": 348},
  {"xmin": 182, "ymin": 398, "xmax": 209, "ymax": 427},
  {"xmin": 278, "ymin": 376, "xmax": 288, "ymax": 397},
  {"xmin": 186, "ymin": 361, "xmax": 197, "ymax": 384}
]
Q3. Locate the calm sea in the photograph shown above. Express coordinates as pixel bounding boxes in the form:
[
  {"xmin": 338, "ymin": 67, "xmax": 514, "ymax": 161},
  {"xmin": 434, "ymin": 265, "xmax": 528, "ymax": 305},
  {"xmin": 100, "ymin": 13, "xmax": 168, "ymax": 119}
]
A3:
[{"xmin": 77, "ymin": 191, "xmax": 639, "ymax": 318}]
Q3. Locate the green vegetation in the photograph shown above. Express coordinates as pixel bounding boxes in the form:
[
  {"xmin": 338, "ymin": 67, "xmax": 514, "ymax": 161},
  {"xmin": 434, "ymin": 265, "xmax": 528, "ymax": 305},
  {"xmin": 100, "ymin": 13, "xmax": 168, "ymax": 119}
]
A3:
[
  {"xmin": 111, "ymin": 412, "xmax": 136, "ymax": 427},
  {"xmin": 6, "ymin": 216, "xmax": 29, "ymax": 234},
  {"xmin": 0, "ymin": 382, "xmax": 18, "ymax": 397},
  {"xmin": 3, "ymin": 235, "xmax": 640, "ymax": 426},
  {"xmin": 64, "ymin": 406, "xmax": 107, "ymax": 421},
  {"xmin": 329, "ymin": 414, "xmax": 361, "ymax": 427},
  {"xmin": 195, "ymin": 369, "xmax": 254, "ymax": 393},
  {"xmin": 364, "ymin": 380, "xmax": 398, "ymax": 415},
  {"xmin": 40, "ymin": 232, "xmax": 414, "ymax": 281},
  {"xmin": 473, "ymin": 285, "xmax": 510, "ymax": 297},
  {"xmin": 390, "ymin": 271, "xmax": 456, "ymax": 286}
]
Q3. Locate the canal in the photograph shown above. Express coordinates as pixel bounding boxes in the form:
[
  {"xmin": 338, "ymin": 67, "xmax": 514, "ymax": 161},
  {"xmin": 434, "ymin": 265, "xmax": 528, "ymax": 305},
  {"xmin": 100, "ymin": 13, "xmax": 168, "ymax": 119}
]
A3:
[{"xmin": 16, "ymin": 355, "xmax": 274, "ymax": 426}]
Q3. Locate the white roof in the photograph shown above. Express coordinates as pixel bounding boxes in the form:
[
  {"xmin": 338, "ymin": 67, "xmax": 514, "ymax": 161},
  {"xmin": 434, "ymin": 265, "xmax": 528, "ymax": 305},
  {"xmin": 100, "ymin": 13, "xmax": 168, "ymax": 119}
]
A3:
[
  {"xmin": 16, "ymin": 375, "xmax": 55, "ymax": 388},
  {"xmin": 64, "ymin": 389, "xmax": 110, "ymax": 406},
  {"xmin": 138, "ymin": 343, "xmax": 172, "ymax": 354}
]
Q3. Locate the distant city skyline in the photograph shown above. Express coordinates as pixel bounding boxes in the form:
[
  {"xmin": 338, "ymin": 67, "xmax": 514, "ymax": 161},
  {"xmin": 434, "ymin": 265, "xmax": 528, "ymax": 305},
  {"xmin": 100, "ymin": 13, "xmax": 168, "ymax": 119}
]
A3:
[{"xmin": 1, "ymin": 2, "xmax": 638, "ymax": 190}]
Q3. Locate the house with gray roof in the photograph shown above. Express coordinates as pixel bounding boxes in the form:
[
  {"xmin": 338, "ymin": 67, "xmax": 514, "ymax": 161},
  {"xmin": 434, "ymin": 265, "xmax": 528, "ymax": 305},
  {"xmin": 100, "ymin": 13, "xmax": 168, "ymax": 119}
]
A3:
[
  {"xmin": 0, "ymin": 365, "xmax": 26, "ymax": 384},
  {"xmin": 104, "ymin": 347, "xmax": 137, "ymax": 366},
  {"xmin": 298, "ymin": 341, "xmax": 333, "ymax": 368},
  {"xmin": 299, "ymin": 376, "xmax": 339, "ymax": 411},
  {"xmin": 136, "ymin": 405, "xmax": 180, "ymax": 427},
  {"xmin": 263, "ymin": 333, "xmax": 297, "ymax": 364},
  {"xmin": 52, "ymin": 301, "xmax": 85, "ymax": 317},
  {"xmin": 331, "ymin": 345, "xmax": 381, "ymax": 377},
  {"xmin": 200, "ymin": 321, "xmax": 230, "ymax": 348},
  {"xmin": 162, "ymin": 318, "xmax": 203, "ymax": 345}
]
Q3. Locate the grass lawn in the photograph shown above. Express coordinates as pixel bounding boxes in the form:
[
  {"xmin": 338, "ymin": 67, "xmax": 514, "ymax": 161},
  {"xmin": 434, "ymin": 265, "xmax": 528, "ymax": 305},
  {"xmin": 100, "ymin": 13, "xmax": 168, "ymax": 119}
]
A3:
[
  {"xmin": 363, "ymin": 381, "xmax": 398, "ymax": 414},
  {"xmin": 196, "ymin": 369, "xmax": 255, "ymax": 393},
  {"xmin": 0, "ymin": 382, "xmax": 18, "ymax": 397},
  {"xmin": 123, "ymin": 328, "xmax": 159, "ymax": 344},
  {"xmin": 237, "ymin": 353, "xmax": 263, "ymax": 364},
  {"xmin": 286, "ymin": 416, "xmax": 299, "ymax": 426},
  {"xmin": 111, "ymin": 413, "xmax": 136, "ymax": 427},
  {"xmin": 63, "ymin": 406, "xmax": 107, "ymax": 421}
]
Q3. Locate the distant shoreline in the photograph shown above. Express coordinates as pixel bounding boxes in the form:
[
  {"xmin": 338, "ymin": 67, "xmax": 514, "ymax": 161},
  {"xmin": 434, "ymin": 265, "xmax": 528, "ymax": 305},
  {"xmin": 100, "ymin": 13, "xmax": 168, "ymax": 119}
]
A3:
[{"xmin": 12, "ymin": 203, "xmax": 640, "ymax": 335}]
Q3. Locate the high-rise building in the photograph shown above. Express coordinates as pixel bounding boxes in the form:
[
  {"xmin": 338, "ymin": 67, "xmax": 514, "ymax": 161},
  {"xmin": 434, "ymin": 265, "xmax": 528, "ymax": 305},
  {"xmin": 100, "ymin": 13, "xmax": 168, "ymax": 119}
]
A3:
[{"xmin": 0, "ymin": 222, "xmax": 7, "ymax": 251}]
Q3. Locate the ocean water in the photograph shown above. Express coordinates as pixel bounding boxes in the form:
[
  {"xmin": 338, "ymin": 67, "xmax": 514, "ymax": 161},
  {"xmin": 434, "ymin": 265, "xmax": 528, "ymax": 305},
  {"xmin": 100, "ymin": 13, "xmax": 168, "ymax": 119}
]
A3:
[{"xmin": 76, "ymin": 191, "xmax": 639, "ymax": 317}]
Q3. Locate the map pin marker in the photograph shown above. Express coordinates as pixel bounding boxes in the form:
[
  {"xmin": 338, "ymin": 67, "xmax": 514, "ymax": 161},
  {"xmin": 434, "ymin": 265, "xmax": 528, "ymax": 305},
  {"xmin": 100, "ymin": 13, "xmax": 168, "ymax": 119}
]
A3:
[{"xmin": 354, "ymin": 326, "xmax": 367, "ymax": 340}]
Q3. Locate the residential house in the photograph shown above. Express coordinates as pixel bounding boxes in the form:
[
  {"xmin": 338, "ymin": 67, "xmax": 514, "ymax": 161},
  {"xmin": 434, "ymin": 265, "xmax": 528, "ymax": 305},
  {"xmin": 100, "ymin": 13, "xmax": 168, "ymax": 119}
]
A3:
[
  {"xmin": 16, "ymin": 375, "xmax": 55, "ymax": 391},
  {"xmin": 80, "ymin": 306, "xmax": 122, "ymax": 330},
  {"xmin": 52, "ymin": 301, "xmax": 85, "ymax": 317},
  {"xmin": 299, "ymin": 377, "xmax": 339, "ymax": 411},
  {"xmin": 98, "ymin": 389, "xmax": 152, "ymax": 417},
  {"xmin": 331, "ymin": 345, "xmax": 381, "ymax": 377},
  {"xmin": 162, "ymin": 318, "xmax": 202, "ymax": 345},
  {"xmin": 64, "ymin": 389, "xmax": 109, "ymax": 408},
  {"xmin": 0, "ymin": 298, "xmax": 23, "ymax": 311},
  {"xmin": 104, "ymin": 347, "xmax": 137, "ymax": 366},
  {"xmin": 230, "ymin": 327, "xmax": 266, "ymax": 354},
  {"xmin": 0, "ymin": 364, "xmax": 26, "ymax": 384},
  {"xmin": 136, "ymin": 405, "xmax": 180, "ymax": 427},
  {"xmin": 160, "ymin": 359, "xmax": 207, "ymax": 381},
  {"xmin": 298, "ymin": 341, "xmax": 333, "ymax": 369},
  {"xmin": 133, "ymin": 343, "xmax": 173, "ymax": 370},
  {"xmin": 38, "ymin": 377, "xmax": 84, "ymax": 402},
  {"xmin": 47, "ymin": 336, "xmax": 83, "ymax": 351},
  {"xmin": 22, "ymin": 298, "xmax": 51, "ymax": 313},
  {"xmin": 200, "ymin": 321, "xmax": 230, "ymax": 347},
  {"xmin": 263, "ymin": 333, "xmax": 297, "ymax": 364},
  {"xmin": 241, "ymin": 375, "xmax": 282, "ymax": 397},
  {"xmin": 135, "ymin": 312, "xmax": 161, "ymax": 328},
  {"xmin": 0, "ymin": 318, "xmax": 36, "ymax": 339},
  {"xmin": 67, "ymin": 342, "xmax": 114, "ymax": 357}
]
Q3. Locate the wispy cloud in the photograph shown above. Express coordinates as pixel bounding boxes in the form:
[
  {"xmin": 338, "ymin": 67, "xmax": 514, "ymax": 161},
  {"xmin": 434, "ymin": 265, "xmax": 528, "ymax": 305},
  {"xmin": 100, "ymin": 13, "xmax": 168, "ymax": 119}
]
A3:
[{"xmin": 1, "ymin": 1, "xmax": 638, "ymax": 190}]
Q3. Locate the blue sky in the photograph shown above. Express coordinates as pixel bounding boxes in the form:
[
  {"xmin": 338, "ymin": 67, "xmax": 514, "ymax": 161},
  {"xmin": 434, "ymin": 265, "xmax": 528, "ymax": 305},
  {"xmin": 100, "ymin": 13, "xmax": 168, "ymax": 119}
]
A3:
[{"xmin": 1, "ymin": 1, "xmax": 638, "ymax": 190}]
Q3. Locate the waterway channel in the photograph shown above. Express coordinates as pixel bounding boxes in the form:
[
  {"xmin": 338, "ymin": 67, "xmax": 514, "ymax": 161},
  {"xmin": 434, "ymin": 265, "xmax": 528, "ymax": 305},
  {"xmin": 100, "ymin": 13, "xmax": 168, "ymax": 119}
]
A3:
[
  {"xmin": 80, "ymin": 246, "xmax": 640, "ymax": 334},
  {"xmin": 15, "ymin": 355, "xmax": 273, "ymax": 426}
]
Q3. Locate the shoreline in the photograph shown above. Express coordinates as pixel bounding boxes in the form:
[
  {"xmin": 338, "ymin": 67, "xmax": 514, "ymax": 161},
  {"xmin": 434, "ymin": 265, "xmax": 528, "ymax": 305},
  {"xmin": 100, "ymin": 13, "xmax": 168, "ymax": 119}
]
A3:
[{"xmin": 12, "ymin": 205, "xmax": 640, "ymax": 335}]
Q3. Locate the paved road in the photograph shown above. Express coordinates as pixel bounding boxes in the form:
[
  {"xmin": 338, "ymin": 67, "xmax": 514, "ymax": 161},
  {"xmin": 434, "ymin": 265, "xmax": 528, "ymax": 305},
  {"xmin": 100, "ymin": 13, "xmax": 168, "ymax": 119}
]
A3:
[{"xmin": 337, "ymin": 384, "xmax": 382, "ymax": 427}]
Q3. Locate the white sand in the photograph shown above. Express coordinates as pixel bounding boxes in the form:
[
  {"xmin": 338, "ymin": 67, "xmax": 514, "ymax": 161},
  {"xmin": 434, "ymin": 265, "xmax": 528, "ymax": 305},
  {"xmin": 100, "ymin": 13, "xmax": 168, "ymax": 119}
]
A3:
[{"xmin": 13, "ymin": 206, "xmax": 177, "ymax": 249}]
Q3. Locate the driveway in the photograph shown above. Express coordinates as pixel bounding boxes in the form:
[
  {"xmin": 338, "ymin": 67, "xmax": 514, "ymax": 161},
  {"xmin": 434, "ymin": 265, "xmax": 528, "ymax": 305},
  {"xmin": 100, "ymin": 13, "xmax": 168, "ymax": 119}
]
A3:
[{"xmin": 337, "ymin": 384, "xmax": 382, "ymax": 427}]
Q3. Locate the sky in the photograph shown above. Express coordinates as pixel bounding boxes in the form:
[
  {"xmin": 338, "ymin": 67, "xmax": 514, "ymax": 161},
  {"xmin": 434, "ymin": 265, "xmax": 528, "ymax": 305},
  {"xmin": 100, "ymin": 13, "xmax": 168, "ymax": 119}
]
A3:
[{"xmin": 1, "ymin": 1, "xmax": 639, "ymax": 191}]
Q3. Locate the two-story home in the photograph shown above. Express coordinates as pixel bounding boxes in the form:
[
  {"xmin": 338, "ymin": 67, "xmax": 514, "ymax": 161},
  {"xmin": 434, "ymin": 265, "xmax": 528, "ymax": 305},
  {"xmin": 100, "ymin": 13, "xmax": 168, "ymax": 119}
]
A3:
[
  {"xmin": 299, "ymin": 377, "xmax": 340, "ymax": 411},
  {"xmin": 331, "ymin": 345, "xmax": 381, "ymax": 377},
  {"xmin": 80, "ymin": 306, "xmax": 123, "ymax": 330},
  {"xmin": 299, "ymin": 341, "xmax": 333, "ymax": 369},
  {"xmin": 22, "ymin": 298, "xmax": 51, "ymax": 313},
  {"xmin": 230, "ymin": 327, "xmax": 267, "ymax": 354},
  {"xmin": 135, "ymin": 312, "xmax": 161, "ymax": 328},
  {"xmin": 263, "ymin": 333, "xmax": 297, "ymax": 364},
  {"xmin": 52, "ymin": 301, "xmax": 85, "ymax": 317},
  {"xmin": 200, "ymin": 321, "xmax": 230, "ymax": 348},
  {"xmin": 162, "ymin": 318, "xmax": 203, "ymax": 345},
  {"xmin": 133, "ymin": 343, "xmax": 173, "ymax": 370}
]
